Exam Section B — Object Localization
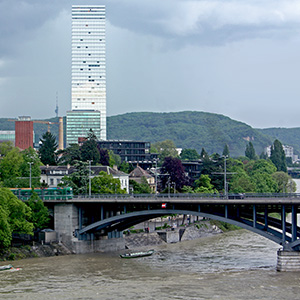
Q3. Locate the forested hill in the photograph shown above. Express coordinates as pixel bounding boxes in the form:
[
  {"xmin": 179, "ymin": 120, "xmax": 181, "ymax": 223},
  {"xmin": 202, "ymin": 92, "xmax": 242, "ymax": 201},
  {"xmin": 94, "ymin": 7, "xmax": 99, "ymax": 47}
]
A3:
[
  {"xmin": 257, "ymin": 127, "xmax": 300, "ymax": 155},
  {"xmin": 107, "ymin": 111, "xmax": 272, "ymax": 157},
  {"xmin": 1, "ymin": 111, "xmax": 287, "ymax": 157}
]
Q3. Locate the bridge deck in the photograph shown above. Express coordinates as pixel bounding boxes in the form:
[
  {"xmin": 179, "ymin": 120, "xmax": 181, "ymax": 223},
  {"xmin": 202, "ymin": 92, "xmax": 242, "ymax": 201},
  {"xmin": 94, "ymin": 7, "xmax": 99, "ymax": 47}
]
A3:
[{"xmin": 44, "ymin": 197, "xmax": 300, "ymax": 205}]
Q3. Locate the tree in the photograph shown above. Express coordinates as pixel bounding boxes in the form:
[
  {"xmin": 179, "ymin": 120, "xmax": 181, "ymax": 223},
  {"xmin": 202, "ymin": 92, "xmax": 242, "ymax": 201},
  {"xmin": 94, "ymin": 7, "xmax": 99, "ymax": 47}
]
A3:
[
  {"xmin": 0, "ymin": 188, "xmax": 34, "ymax": 248},
  {"xmin": 108, "ymin": 150, "xmax": 121, "ymax": 168},
  {"xmin": 129, "ymin": 177, "xmax": 151, "ymax": 194},
  {"xmin": 160, "ymin": 156, "xmax": 189, "ymax": 191},
  {"xmin": 0, "ymin": 141, "xmax": 14, "ymax": 157},
  {"xmin": 194, "ymin": 174, "xmax": 217, "ymax": 193},
  {"xmin": 25, "ymin": 191, "xmax": 50, "ymax": 230},
  {"xmin": 244, "ymin": 159, "xmax": 278, "ymax": 193},
  {"xmin": 91, "ymin": 171, "xmax": 126, "ymax": 194},
  {"xmin": 20, "ymin": 147, "xmax": 42, "ymax": 188},
  {"xmin": 200, "ymin": 148, "xmax": 209, "ymax": 160},
  {"xmin": 59, "ymin": 161, "xmax": 89, "ymax": 195},
  {"xmin": 0, "ymin": 204, "xmax": 12, "ymax": 248},
  {"xmin": 80, "ymin": 129, "xmax": 100, "ymax": 164},
  {"xmin": 98, "ymin": 148, "xmax": 110, "ymax": 166},
  {"xmin": 0, "ymin": 147, "xmax": 24, "ymax": 187},
  {"xmin": 152, "ymin": 140, "xmax": 178, "ymax": 162},
  {"xmin": 180, "ymin": 148, "xmax": 200, "ymax": 160},
  {"xmin": 229, "ymin": 171, "xmax": 255, "ymax": 193},
  {"xmin": 39, "ymin": 132, "xmax": 58, "ymax": 165},
  {"xmin": 245, "ymin": 142, "xmax": 256, "ymax": 160},
  {"xmin": 222, "ymin": 144, "xmax": 230, "ymax": 157},
  {"xmin": 272, "ymin": 172, "xmax": 296, "ymax": 193},
  {"xmin": 270, "ymin": 139, "xmax": 287, "ymax": 172},
  {"xmin": 119, "ymin": 161, "xmax": 133, "ymax": 174},
  {"xmin": 57, "ymin": 144, "xmax": 81, "ymax": 165}
]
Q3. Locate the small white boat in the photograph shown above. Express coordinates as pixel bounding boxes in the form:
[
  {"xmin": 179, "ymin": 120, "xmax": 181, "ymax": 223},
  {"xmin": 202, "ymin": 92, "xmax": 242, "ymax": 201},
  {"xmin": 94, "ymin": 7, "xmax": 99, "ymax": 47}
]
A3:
[
  {"xmin": 0, "ymin": 264, "xmax": 13, "ymax": 271},
  {"xmin": 0, "ymin": 264, "xmax": 22, "ymax": 272},
  {"xmin": 120, "ymin": 249, "xmax": 154, "ymax": 259}
]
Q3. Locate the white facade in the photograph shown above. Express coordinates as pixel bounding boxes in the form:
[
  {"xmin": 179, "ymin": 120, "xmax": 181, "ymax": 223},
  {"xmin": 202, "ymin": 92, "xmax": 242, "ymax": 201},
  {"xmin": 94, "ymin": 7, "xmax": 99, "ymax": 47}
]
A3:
[
  {"xmin": 265, "ymin": 144, "xmax": 298, "ymax": 163},
  {"xmin": 71, "ymin": 5, "xmax": 106, "ymax": 140}
]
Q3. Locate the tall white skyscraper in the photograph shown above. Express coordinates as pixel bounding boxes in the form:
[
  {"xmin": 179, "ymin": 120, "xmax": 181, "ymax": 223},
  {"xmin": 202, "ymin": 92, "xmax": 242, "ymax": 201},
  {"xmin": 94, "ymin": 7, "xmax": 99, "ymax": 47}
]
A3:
[{"xmin": 67, "ymin": 5, "xmax": 106, "ymax": 144}]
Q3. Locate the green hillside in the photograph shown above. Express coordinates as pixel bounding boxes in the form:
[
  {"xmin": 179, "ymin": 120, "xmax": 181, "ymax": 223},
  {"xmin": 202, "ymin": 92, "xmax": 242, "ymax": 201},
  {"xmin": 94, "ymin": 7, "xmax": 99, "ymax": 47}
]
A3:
[
  {"xmin": 258, "ymin": 127, "xmax": 300, "ymax": 155},
  {"xmin": 0, "ymin": 111, "xmax": 275, "ymax": 157},
  {"xmin": 107, "ymin": 111, "xmax": 272, "ymax": 157}
]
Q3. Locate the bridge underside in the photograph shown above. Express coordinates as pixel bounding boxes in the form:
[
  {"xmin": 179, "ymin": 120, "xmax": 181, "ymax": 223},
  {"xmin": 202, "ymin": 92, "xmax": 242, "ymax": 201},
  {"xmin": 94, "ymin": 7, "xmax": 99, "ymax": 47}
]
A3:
[{"xmin": 77, "ymin": 202, "xmax": 300, "ymax": 251}]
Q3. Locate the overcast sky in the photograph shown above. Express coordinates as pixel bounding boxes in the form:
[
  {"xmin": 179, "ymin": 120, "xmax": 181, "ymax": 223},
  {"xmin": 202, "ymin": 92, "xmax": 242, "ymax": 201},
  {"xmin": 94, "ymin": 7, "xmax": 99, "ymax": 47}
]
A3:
[{"xmin": 0, "ymin": 0, "xmax": 300, "ymax": 128}]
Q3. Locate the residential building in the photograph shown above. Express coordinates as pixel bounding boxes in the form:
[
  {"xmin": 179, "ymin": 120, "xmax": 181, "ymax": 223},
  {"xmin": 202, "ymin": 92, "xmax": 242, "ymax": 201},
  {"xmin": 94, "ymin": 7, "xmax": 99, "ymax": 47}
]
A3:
[
  {"xmin": 264, "ymin": 145, "xmax": 298, "ymax": 163},
  {"xmin": 129, "ymin": 166, "xmax": 155, "ymax": 192},
  {"xmin": 67, "ymin": 5, "xmax": 106, "ymax": 145},
  {"xmin": 40, "ymin": 165, "xmax": 129, "ymax": 193}
]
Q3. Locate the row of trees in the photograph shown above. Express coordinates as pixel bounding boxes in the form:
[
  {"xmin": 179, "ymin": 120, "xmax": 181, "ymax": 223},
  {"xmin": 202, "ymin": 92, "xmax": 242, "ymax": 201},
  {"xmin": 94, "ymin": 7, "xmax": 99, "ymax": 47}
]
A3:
[
  {"xmin": 159, "ymin": 155, "xmax": 295, "ymax": 194},
  {"xmin": 40, "ymin": 130, "xmax": 121, "ymax": 168},
  {"xmin": 155, "ymin": 139, "xmax": 294, "ymax": 194}
]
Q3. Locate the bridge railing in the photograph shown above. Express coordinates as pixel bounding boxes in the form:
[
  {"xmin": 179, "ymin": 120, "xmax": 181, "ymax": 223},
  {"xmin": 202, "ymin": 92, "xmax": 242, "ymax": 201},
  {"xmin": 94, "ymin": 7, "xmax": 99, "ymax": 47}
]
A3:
[{"xmin": 72, "ymin": 192, "xmax": 300, "ymax": 200}]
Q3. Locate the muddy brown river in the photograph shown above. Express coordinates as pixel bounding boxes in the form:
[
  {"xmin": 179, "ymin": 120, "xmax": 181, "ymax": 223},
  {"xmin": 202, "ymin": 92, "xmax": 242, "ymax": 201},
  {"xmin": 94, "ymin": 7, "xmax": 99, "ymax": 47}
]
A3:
[{"xmin": 1, "ymin": 230, "xmax": 300, "ymax": 299}]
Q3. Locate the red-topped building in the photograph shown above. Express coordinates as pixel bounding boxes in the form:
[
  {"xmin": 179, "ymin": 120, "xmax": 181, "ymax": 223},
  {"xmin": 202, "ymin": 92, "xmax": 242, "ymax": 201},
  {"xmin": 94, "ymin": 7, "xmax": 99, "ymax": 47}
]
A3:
[{"xmin": 15, "ymin": 116, "xmax": 33, "ymax": 150}]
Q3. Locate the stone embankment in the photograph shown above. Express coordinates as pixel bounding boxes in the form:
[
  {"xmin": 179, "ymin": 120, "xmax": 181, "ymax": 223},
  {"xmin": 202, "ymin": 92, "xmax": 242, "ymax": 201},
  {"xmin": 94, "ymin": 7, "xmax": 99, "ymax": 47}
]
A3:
[
  {"xmin": 125, "ymin": 221, "xmax": 222, "ymax": 249},
  {"xmin": 1, "ymin": 221, "xmax": 222, "ymax": 261},
  {"xmin": 0, "ymin": 242, "xmax": 72, "ymax": 261}
]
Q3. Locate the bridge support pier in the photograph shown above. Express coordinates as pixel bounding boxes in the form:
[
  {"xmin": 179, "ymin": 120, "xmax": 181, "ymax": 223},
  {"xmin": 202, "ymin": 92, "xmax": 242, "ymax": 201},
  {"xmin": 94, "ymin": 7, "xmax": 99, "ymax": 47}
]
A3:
[
  {"xmin": 277, "ymin": 250, "xmax": 300, "ymax": 271},
  {"xmin": 54, "ymin": 203, "xmax": 125, "ymax": 254},
  {"xmin": 54, "ymin": 203, "xmax": 79, "ymax": 250}
]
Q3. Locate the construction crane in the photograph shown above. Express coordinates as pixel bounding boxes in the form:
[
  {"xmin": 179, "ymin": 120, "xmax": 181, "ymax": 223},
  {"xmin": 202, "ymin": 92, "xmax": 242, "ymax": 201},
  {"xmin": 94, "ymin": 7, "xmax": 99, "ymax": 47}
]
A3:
[
  {"xmin": 32, "ymin": 120, "xmax": 59, "ymax": 132},
  {"xmin": 8, "ymin": 119, "xmax": 58, "ymax": 132},
  {"xmin": 8, "ymin": 117, "xmax": 64, "ymax": 150}
]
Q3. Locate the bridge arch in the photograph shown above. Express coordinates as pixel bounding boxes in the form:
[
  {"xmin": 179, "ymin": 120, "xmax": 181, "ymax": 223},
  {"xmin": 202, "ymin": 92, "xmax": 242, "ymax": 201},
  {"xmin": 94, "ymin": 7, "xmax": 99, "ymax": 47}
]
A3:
[{"xmin": 78, "ymin": 209, "xmax": 287, "ymax": 248}]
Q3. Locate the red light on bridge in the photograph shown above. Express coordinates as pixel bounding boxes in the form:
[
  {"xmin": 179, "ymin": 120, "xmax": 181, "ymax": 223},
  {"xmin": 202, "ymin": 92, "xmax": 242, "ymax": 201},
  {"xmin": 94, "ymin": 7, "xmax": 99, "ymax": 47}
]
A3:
[{"xmin": 162, "ymin": 203, "xmax": 167, "ymax": 208}]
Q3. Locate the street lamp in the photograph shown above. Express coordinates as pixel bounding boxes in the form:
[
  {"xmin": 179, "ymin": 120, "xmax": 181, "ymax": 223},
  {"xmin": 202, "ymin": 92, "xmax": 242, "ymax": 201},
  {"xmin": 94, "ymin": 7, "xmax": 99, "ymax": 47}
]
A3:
[
  {"xmin": 28, "ymin": 162, "xmax": 33, "ymax": 189},
  {"xmin": 88, "ymin": 160, "xmax": 92, "ymax": 197}
]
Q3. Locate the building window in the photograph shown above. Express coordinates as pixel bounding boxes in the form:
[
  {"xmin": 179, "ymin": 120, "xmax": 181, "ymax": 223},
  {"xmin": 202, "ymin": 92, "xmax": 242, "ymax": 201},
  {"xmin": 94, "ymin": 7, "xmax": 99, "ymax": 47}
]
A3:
[{"xmin": 50, "ymin": 179, "xmax": 54, "ymax": 185}]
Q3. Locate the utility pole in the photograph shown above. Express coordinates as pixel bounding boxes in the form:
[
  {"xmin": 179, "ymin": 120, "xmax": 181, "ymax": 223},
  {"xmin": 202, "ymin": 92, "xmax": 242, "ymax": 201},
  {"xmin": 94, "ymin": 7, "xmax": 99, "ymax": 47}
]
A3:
[
  {"xmin": 224, "ymin": 156, "xmax": 227, "ymax": 199},
  {"xmin": 213, "ymin": 156, "xmax": 235, "ymax": 199},
  {"xmin": 154, "ymin": 159, "xmax": 158, "ymax": 195}
]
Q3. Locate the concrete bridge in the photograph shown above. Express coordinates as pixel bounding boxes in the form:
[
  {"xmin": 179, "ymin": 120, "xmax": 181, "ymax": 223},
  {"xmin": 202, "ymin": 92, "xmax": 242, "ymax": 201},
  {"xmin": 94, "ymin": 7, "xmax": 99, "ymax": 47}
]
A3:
[{"xmin": 44, "ymin": 193, "xmax": 300, "ymax": 271}]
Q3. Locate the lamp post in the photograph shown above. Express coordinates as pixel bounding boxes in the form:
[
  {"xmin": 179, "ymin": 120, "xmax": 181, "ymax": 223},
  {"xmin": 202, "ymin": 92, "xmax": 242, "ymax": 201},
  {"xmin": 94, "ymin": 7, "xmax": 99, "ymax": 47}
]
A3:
[
  {"xmin": 28, "ymin": 162, "xmax": 33, "ymax": 188},
  {"xmin": 88, "ymin": 160, "xmax": 92, "ymax": 197}
]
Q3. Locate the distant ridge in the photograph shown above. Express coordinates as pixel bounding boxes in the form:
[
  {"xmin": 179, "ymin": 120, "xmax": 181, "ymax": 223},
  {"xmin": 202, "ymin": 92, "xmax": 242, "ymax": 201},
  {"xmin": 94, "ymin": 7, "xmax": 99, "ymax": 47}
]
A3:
[
  {"xmin": 107, "ymin": 111, "xmax": 272, "ymax": 157},
  {"xmin": 3, "ymin": 111, "xmax": 299, "ymax": 157}
]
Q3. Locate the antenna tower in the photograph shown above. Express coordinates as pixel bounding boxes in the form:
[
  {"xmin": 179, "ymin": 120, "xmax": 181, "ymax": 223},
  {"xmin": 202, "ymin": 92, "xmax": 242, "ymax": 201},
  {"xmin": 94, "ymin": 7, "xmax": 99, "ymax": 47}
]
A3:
[{"xmin": 55, "ymin": 92, "xmax": 59, "ymax": 118}]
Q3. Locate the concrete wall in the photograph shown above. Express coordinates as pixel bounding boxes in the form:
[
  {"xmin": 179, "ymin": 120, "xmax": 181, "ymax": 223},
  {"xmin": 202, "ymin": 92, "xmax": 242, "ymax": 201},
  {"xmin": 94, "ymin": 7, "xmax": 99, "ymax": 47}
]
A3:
[
  {"xmin": 73, "ymin": 237, "xmax": 125, "ymax": 254},
  {"xmin": 157, "ymin": 231, "xmax": 180, "ymax": 243},
  {"xmin": 277, "ymin": 250, "xmax": 300, "ymax": 271}
]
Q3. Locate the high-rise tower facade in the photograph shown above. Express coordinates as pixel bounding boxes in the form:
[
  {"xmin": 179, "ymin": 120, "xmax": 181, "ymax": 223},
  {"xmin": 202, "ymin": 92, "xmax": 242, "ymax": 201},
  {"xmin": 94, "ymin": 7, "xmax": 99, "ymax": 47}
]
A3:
[{"xmin": 67, "ymin": 5, "xmax": 106, "ymax": 144}]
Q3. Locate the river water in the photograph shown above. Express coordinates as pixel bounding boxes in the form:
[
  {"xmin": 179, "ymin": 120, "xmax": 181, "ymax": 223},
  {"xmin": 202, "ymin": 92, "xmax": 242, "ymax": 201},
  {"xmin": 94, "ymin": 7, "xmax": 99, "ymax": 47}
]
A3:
[{"xmin": 1, "ymin": 230, "xmax": 300, "ymax": 299}]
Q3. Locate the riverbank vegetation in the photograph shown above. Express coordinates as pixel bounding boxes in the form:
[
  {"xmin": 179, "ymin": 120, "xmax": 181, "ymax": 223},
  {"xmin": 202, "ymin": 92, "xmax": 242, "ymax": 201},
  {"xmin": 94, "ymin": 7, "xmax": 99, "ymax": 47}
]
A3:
[{"xmin": 0, "ymin": 188, "xmax": 49, "ymax": 251}]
